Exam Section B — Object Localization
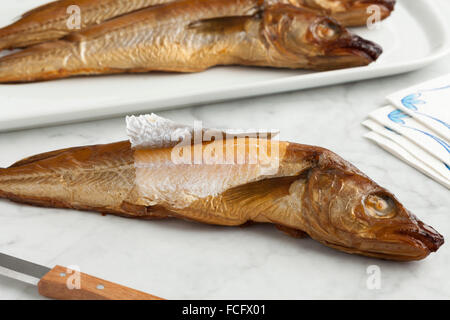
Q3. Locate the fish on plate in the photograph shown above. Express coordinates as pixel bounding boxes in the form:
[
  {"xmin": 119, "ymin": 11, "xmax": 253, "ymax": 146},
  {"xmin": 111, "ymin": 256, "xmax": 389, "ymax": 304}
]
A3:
[
  {"xmin": 0, "ymin": 1, "xmax": 382, "ymax": 83},
  {"xmin": 0, "ymin": 0, "xmax": 396, "ymax": 51},
  {"xmin": 0, "ymin": 135, "xmax": 443, "ymax": 261}
]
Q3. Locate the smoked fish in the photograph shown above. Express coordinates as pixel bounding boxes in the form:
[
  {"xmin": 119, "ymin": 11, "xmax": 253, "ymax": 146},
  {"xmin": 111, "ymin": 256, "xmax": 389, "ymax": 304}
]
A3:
[
  {"xmin": 0, "ymin": 1, "xmax": 382, "ymax": 83},
  {"xmin": 0, "ymin": 138, "xmax": 443, "ymax": 261},
  {"xmin": 0, "ymin": 0, "xmax": 396, "ymax": 51}
]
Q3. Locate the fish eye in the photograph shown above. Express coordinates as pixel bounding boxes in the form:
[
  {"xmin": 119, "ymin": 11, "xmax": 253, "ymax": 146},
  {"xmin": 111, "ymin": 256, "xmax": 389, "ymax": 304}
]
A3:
[
  {"xmin": 364, "ymin": 193, "xmax": 397, "ymax": 219},
  {"xmin": 313, "ymin": 19, "xmax": 342, "ymax": 40}
]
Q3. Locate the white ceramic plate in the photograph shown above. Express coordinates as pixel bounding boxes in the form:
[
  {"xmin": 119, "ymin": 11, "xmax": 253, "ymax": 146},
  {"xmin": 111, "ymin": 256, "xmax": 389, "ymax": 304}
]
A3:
[{"xmin": 0, "ymin": 0, "xmax": 449, "ymax": 132}]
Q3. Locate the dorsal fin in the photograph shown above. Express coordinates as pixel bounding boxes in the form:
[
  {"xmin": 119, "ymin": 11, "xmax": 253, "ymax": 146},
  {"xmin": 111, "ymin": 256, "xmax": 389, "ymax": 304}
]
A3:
[{"xmin": 9, "ymin": 146, "xmax": 83, "ymax": 168}]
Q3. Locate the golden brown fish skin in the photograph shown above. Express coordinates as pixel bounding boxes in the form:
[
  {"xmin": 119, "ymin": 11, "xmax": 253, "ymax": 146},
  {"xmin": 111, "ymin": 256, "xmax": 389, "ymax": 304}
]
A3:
[
  {"xmin": 0, "ymin": 0, "xmax": 396, "ymax": 52},
  {"xmin": 0, "ymin": 2, "xmax": 381, "ymax": 83},
  {"xmin": 0, "ymin": 138, "xmax": 443, "ymax": 261},
  {"xmin": 0, "ymin": 141, "xmax": 139, "ymax": 217},
  {"xmin": 0, "ymin": 0, "xmax": 169, "ymax": 51}
]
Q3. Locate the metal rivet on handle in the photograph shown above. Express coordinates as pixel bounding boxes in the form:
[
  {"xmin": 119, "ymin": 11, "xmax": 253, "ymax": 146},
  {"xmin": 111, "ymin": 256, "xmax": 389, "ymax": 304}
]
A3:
[{"xmin": 96, "ymin": 284, "xmax": 105, "ymax": 290}]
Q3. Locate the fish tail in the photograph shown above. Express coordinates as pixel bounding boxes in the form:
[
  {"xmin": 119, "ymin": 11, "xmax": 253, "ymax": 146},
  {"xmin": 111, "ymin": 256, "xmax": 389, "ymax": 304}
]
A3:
[
  {"xmin": 0, "ymin": 163, "xmax": 27, "ymax": 201},
  {"xmin": 0, "ymin": 148, "xmax": 70, "ymax": 205},
  {"xmin": 0, "ymin": 37, "xmax": 122, "ymax": 83},
  {"xmin": 0, "ymin": 18, "xmax": 41, "ymax": 51},
  {"xmin": 0, "ymin": 167, "xmax": 7, "ymax": 198},
  {"xmin": 0, "ymin": 0, "xmax": 68, "ymax": 51},
  {"xmin": 0, "ymin": 23, "xmax": 19, "ymax": 51},
  {"xmin": 0, "ymin": 142, "xmax": 138, "ymax": 214},
  {"xmin": 0, "ymin": 40, "xmax": 78, "ymax": 83},
  {"xmin": 0, "ymin": 165, "xmax": 63, "ymax": 209},
  {"xmin": 0, "ymin": 166, "xmax": 22, "ymax": 202}
]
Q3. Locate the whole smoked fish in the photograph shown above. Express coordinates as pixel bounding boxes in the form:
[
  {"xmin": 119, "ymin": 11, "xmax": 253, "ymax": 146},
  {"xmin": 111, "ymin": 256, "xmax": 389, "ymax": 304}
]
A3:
[
  {"xmin": 0, "ymin": 138, "xmax": 443, "ymax": 261},
  {"xmin": 0, "ymin": 2, "xmax": 382, "ymax": 83},
  {"xmin": 0, "ymin": 0, "xmax": 396, "ymax": 51}
]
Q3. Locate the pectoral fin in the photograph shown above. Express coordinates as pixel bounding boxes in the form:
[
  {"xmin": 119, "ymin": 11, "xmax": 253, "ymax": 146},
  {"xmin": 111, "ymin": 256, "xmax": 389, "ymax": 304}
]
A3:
[
  {"xmin": 276, "ymin": 224, "xmax": 309, "ymax": 239},
  {"xmin": 222, "ymin": 175, "xmax": 299, "ymax": 204},
  {"xmin": 188, "ymin": 15, "xmax": 256, "ymax": 34}
]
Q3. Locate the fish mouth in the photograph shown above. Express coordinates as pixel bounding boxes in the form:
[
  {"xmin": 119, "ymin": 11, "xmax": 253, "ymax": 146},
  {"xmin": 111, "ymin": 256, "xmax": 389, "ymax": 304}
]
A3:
[
  {"xmin": 307, "ymin": 35, "xmax": 382, "ymax": 70},
  {"xmin": 321, "ymin": 220, "xmax": 444, "ymax": 261},
  {"xmin": 393, "ymin": 221, "xmax": 445, "ymax": 254},
  {"xmin": 328, "ymin": 34, "xmax": 383, "ymax": 63},
  {"xmin": 371, "ymin": 221, "xmax": 445, "ymax": 261}
]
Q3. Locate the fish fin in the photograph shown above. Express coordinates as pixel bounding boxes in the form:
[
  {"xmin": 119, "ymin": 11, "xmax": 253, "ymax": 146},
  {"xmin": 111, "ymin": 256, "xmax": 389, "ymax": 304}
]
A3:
[
  {"xmin": 120, "ymin": 202, "xmax": 170, "ymax": 219},
  {"xmin": 8, "ymin": 140, "xmax": 131, "ymax": 168},
  {"xmin": 239, "ymin": 221, "xmax": 256, "ymax": 228},
  {"xmin": 275, "ymin": 224, "xmax": 308, "ymax": 239},
  {"xmin": 9, "ymin": 147, "xmax": 83, "ymax": 168},
  {"xmin": 0, "ymin": 41, "xmax": 68, "ymax": 63},
  {"xmin": 188, "ymin": 15, "xmax": 255, "ymax": 34},
  {"xmin": 222, "ymin": 175, "xmax": 300, "ymax": 204}
]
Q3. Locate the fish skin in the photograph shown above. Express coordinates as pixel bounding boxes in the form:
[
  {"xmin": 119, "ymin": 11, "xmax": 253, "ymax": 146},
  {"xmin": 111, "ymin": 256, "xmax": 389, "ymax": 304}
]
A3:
[
  {"xmin": 0, "ymin": 141, "xmax": 138, "ymax": 216},
  {"xmin": 0, "ymin": 0, "xmax": 396, "ymax": 51},
  {"xmin": 0, "ymin": 0, "xmax": 167, "ymax": 51},
  {"xmin": 0, "ymin": 138, "xmax": 444, "ymax": 261},
  {"xmin": 0, "ymin": 1, "xmax": 382, "ymax": 83}
]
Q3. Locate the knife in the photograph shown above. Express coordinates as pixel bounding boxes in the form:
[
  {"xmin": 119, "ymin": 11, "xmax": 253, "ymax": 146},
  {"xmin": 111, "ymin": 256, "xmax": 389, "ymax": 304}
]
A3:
[{"xmin": 0, "ymin": 252, "xmax": 164, "ymax": 300}]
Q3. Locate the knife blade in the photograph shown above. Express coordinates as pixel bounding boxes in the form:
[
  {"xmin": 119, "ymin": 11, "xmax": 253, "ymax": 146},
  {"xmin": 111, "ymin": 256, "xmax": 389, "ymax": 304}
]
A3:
[
  {"xmin": 0, "ymin": 252, "xmax": 164, "ymax": 300},
  {"xmin": 0, "ymin": 252, "xmax": 50, "ymax": 286}
]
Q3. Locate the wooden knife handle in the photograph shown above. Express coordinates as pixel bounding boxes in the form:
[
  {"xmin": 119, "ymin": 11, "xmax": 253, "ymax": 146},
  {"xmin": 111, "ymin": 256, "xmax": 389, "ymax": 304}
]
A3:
[{"xmin": 37, "ymin": 265, "xmax": 164, "ymax": 300}]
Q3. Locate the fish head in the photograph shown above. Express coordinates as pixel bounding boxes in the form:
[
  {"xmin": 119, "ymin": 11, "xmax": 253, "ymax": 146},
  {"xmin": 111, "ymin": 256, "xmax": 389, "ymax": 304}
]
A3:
[
  {"xmin": 301, "ymin": 159, "xmax": 444, "ymax": 261},
  {"xmin": 262, "ymin": 4, "xmax": 382, "ymax": 70},
  {"xmin": 287, "ymin": 0, "xmax": 396, "ymax": 26}
]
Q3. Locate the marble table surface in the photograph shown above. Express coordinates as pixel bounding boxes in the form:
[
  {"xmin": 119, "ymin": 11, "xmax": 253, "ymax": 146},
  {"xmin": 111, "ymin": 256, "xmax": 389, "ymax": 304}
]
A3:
[{"xmin": 1, "ymin": 30, "xmax": 449, "ymax": 302}]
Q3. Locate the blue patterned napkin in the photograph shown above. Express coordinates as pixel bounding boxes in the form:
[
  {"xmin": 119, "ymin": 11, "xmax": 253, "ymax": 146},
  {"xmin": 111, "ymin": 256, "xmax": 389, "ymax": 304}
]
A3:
[{"xmin": 363, "ymin": 75, "xmax": 450, "ymax": 189}]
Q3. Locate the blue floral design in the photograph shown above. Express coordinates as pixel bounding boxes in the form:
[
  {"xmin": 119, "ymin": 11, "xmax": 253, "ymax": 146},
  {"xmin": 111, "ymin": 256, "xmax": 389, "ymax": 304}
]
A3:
[
  {"xmin": 388, "ymin": 109, "xmax": 411, "ymax": 125},
  {"xmin": 400, "ymin": 86, "xmax": 450, "ymax": 129},
  {"xmin": 426, "ymin": 84, "xmax": 450, "ymax": 92},
  {"xmin": 387, "ymin": 109, "xmax": 450, "ymax": 155},
  {"xmin": 401, "ymin": 93, "xmax": 425, "ymax": 111}
]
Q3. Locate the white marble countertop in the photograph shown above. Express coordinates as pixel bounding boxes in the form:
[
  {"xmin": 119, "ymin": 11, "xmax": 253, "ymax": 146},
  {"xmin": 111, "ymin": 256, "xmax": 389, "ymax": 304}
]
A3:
[{"xmin": 1, "ymin": 26, "xmax": 450, "ymax": 302}]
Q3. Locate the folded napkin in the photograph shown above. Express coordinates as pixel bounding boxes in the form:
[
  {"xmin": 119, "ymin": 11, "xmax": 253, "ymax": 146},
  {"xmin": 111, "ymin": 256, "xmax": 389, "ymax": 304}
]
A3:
[
  {"xmin": 387, "ymin": 74, "xmax": 450, "ymax": 141},
  {"xmin": 363, "ymin": 75, "xmax": 450, "ymax": 189}
]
